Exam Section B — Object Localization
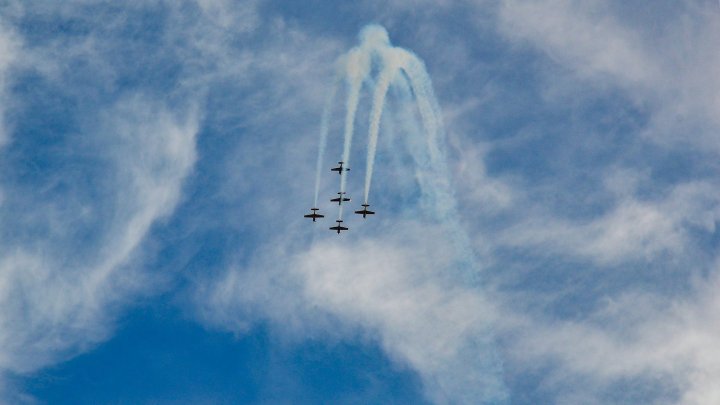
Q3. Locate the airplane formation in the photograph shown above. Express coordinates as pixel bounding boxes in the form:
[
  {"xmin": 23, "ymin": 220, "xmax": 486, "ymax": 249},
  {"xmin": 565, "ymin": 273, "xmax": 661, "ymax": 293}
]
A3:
[{"xmin": 304, "ymin": 161, "xmax": 374, "ymax": 234}]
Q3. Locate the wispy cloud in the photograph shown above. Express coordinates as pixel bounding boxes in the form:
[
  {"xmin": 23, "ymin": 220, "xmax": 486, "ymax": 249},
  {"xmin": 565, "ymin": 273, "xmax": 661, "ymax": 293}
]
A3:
[
  {"xmin": 0, "ymin": 94, "xmax": 198, "ymax": 380},
  {"xmin": 497, "ymin": 0, "xmax": 720, "ymax": 149},
  {"xmin": 0, "ymin": 1, "xmax": 205, "ymax": 397},
  {"xmin": 498, "ymin": 173, "xmax": 720, "ymax": 265},
  {"xmin": 5, "ymin": 0, "xmax": 720, "ymax": 403},
  {"xmin": 184, "ymin": 17, "xmax": 511, "ymax": 402},
  {"xmin": 462, "ymin": 1, "xmax": 720, "ymax": 403},
  {"xmin": 499, "ymin": 0, "xmax": 659, "ymax": 86},
  {"xmin": 197, "ymin": 223, "xmax": 507, "ymax": 404},
  {"xmin": 500, "ymin": 266, "xmax": 720, "ymax": 404},
  {"xmin": 0, "ymin": 20, "xmax": 20, "ymax": 149}
]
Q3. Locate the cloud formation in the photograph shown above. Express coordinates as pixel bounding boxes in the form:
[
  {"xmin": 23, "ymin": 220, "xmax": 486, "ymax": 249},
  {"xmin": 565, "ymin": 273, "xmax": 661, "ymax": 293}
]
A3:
[
  {"xmin": 500, "ymin": 267, "xmax": 720, "ymax": 405},
  {"xmin": 4, "ymin": 0, "xmax": 720, "ymax": 404},
  {"xmin": 0, "ymin": 1, "xmax": 203, "ymax": 398},
  {"xmin": 192, "ymin": 2, "xmax": 720, "ymax": 403},
  {"xmin": 0, "ymin": 20, "xmax": 20, "ymax": 148},
  {"xmin": 468, "ymin": 1, "xmax": 720, "ymax": 403},
  {"xmin": 197, "ymin": 224, "xmax": 507, "ymax": 404},
  {"xmin": 0, "ymin": 94, "xmax": 198, "ymax": 384},
  {"xmin": 498, "ymin": 0, "xmax": 720, "ymax": 149}
]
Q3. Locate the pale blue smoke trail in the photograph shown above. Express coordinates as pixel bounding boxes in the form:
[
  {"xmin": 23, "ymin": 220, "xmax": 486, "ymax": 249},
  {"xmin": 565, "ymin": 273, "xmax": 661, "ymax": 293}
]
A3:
[
  {"xmin": 398, "ymin": 51, "xmax": 484, "ymax": 282},
  {"xmin": 400, "ymin": 54, "xmax": 452, "ymax": 216},
  {"xmin": 351, "ymin": 25, "xmax": 509, "ymax": 404}
]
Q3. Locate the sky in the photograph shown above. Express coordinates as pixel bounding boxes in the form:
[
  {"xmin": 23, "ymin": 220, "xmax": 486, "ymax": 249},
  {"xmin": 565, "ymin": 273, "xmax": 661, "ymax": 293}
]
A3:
[{"xmin": 2, "ymin": 0, "xmax": 720, "ymax": 404}]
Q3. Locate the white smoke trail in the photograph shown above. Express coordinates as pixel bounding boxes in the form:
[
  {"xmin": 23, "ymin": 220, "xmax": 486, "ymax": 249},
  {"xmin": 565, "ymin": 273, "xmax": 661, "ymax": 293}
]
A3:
[
  {"xmin": 313, "ymin": 79, "xmax": 339, "ymax": 208},
  {"xmin": 362, "ymin": 53, "xmax": 400, "ymax": 204},
  {"xmin": 337, "ymin": 48, "xmax": 370, "ymax": 219},
  {"xmin": 324, "ymin": 24, "xmax": 476, "ymax": 278},
  {"xmin": 338, "ymin": 80, "xmax": 360, "ymax": 220}
]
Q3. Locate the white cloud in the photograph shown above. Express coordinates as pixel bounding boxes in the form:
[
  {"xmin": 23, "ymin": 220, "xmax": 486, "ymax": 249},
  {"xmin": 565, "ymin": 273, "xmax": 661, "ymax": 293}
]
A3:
[
  {"xmin": 4, "ymin": 1, "xmax": 717, "ymax": 403},
  {"xmin": 500, "ymin": 266, "xmax": 720, "ymax": 404},
  {"xmin": 0, "ymin": 3, "xmax": 207, "ymax": 392},
  {"xmin": 0, "ymin": 0, "xmax": 279, "ymax": 393},
  {"xmin": 449, "ymin": 131, "xmax": 514, "ymax": 214},
  {"xmin": 197, "ymin": 223, "xmax": 508, "ymax": 404},
  {"xmin": 0, "ymin": 95, "xmax": 198, "ymax": 384},
  {"xmin": 498, "ymin": 0, "xmax": 659, "ymax": 87},
  {"xmin": 496, "ymin": 0, "xmax": 720, "ymax": 150},
  {"xmin": 0, "ymin": 7, "xmax": 341, "ymax": 398},
  {"xmin": 295, "ymin": 239, "xmax": 507, "ymax": 404},
  {"xmin": 492, "ymin": 167, "xmax": 720, "ymax": 267}
]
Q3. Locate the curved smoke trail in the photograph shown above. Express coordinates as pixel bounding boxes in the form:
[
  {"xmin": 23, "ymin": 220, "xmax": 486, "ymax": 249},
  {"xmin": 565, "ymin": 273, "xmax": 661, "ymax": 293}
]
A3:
[
  {"xmin": 355, "ymin": 31, "xmax": 475, "ymax": 275},
  {"xmin": 362, "ymin": 52, "xmax": 402, "ymax": 204},
  {"xmin": 400, "ymin": 54, "xmax": 482, "ymax": 283}
]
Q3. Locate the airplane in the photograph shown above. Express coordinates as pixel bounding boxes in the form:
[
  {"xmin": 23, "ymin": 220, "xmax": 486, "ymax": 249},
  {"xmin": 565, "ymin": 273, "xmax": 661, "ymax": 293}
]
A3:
[
  {"xmin": 330, "ymin": 161, "xmax": 350, "ymax": 174},
  {"xmin": 354, "ymin": 204, "xmax": 375, "ymax": 218},
  {"xmin": 304, "ymin": 208, "xmax": 324, "ymax": 222},
  {"xmin": 329, "ymin": 220, "xmax": 349, "ymax": 234},
  {"xmin": 330, "ymin": 192, "xmax": 351, "ymax": 205}
]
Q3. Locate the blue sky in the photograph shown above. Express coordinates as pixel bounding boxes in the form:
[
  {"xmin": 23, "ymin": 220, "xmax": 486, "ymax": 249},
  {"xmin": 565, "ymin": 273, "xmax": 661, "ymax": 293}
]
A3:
[{"xmin": 2, "ymin": 1, "xmax": 720, "ymax": 404}]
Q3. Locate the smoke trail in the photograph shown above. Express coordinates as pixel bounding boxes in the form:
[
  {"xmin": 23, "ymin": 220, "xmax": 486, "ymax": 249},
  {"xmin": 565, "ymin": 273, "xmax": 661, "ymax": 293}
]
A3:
[
  {"xmin": 377, "ymin": 32, "xmax": 507, "ymax": 404},
  {"xmin": 362, "ymin": 55, "xmax": 399, "ymax": 204},
  {"xmin": 338, "ymin": 48, "xmax": 370, "ymax": 219},
  {"xmin": 338, "ymin": 79, "xmax": 360, "ymax": 220},
  {"xmin": 398, "ymin": 53, "xmax": 484, "ymax": 283},
  {"xmin": 400, "ymin": 54, "xmax": 452, "ymax": 216},
  {"xmin": 311, "ymin": 24, "xmax": 508, "ymax": 403},
  {"xmin": 313, "ymin": 79, "xmax": 339, "ymax": 208},
  {"xmin": 360, "ymin": 50, "xmax": 453, "ymax": 212}
]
